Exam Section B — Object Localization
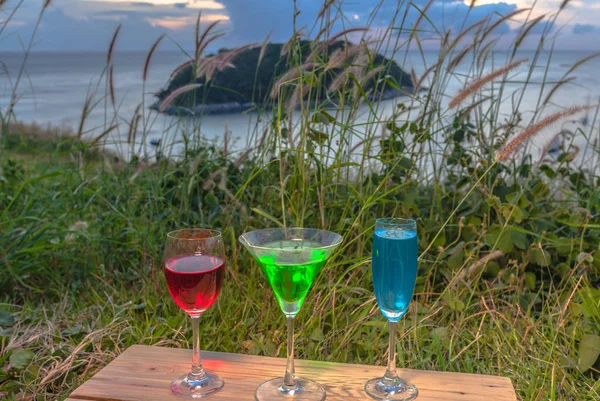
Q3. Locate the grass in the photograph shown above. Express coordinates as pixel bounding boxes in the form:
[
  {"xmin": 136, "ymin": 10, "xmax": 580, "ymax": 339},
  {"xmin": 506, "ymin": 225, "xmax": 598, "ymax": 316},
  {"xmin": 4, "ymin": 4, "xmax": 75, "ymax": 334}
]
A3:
[{"xmin": 2, "ymin": 1, "xmax": 600, "ymax": 401}]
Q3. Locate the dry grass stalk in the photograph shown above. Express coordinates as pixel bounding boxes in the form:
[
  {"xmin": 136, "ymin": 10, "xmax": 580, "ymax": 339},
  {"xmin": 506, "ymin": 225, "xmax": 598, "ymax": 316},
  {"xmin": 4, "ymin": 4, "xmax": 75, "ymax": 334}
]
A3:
[
  {"xmin": 108, "ymin": 65, "xmax": 115, "ymax": 106},
  {"xmin": 196, "ymin": 43, "xmax": 256, "ymax": 81},
  {"xmin": 107, "ymin": 24, "xmax": 121, "ymax": 65},
  {"xmin": 143, "ymin": 34, "xmax": 166, "ymax": 82},
  {"xmin": 127, "ymin": 104, "xmax": 142, "ymax": 144},
  {"xmin": 496, "ymin": 106, "xmax": 591, "ymax": 162},
  {"xmin": 560, "ymin": 0, "xmax": 572, "ymax": 11},
  {"xmin": 449, "ymin": 58, "xmax": 528, "ymax": 109},
  {"xmin": 91, "ymin": 124, "xmax": 119, "ymax": 146},
  {"xmin": 327, "ymin": 27, "xmax": 368, "ymax": 44},
  {"xmin": 477, "ymin": 38, "xmax": 499, "ymax": 66},
  {"xmin": 563, "ymin": 52, "xmax": 600, "ymax": 78},
  {"xmin": 360, "ymin": 66, "xmax": 384, "ymax": 86},
  {"xmin": 215, "ymin": 43, "xmax": 256, "ymax": 71},
  {"xmin": 196, "ymin": 32, "xmax": 226, "ymax": 60},
  {"xmin": 170, "ymin": 60, "xmax": 195, "ymax": 80},
  {"xmin": 195, "ymin": 11, "xmax": 201, "ymax": 50},
  {"xmin": 326, "ymin": 42, "xmax": 371, "ymax": 70},
  {"xmin": 448, "ymin": 44, "xmax": 474, "ymax": 71},
  {"xmin": 562, "ymin": 145, "xmax": 580, "ymax": 162},
  {"xmin": 281, "ymin": 29, "xmax": 306, "ymax": 56},
  {"xmin": 327, "ymin": 66, "xmax": 350, "ymax": 93},
  {"xmin": 414, "ymin": 62, "xmax": 439, "ymax": 93},
  {"xmin": 270, "ymin": 62, "xmax": 317, "ymax": 99},
  {"xmin": 448, "ymin": 18, "xmax": 488, "ymax": 52},
  {"xmin": 515, "ymin": 14, "xmax": 546, "ymax": 49},
  {"xmin": 469, "ymin": 0, "xmax": 478, "ymax": 9},
  {"xmin": 313, "ymin": 21, "xmax": 333, "ymax": 43},
  {"xmin": 455, "ymin": 250, "xmax": 504, "ymax": 285},
  {"xmin": 43, "ymin": 0, "xmax": 52, "ymax": 9},
  {"xmin": 543, "ymin": 77, "xmax": 576, "ymax": 106},
  {"xmin": 258, "ymin": 30, "xmax": 273, "ymax": 66},
  {"xmin": 481, "ymin": 8, "xmax": 531, "ymax": 43},
  {"xmin": 77, "ymin": 94, "xmax": 94, "ymax": 139},
  {"xmin": 410, "ymin": 68, "xmax": 418, "ymax": 91},
  {"xmin": 413, "ymin": 0, "xmax": 434, "ymax": 31},
  {"xmin": 159, "ymin": 84, "xmax": 203, "ymax": 112},
  {"xmin": 318, "ymin": 0, "xmax": 335, "ymax": 19},
  {"xmin": 538, "ymin": 131, "xmax": 564, "ymax": 162},
  {"xmin": 196, "ymin": 20, "xmax": 221, "ymax": 58},
  {"xmin": 286, "ymin": 84, "xmax": 308, "ymax": 116}
]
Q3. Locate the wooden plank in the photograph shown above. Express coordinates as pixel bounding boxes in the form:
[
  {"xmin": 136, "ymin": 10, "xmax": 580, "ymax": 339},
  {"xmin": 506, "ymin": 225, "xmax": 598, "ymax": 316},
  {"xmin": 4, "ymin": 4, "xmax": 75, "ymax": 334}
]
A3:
[{"xmin": 70, "ymin": 345, "xmax": 516, "ymax": 401}]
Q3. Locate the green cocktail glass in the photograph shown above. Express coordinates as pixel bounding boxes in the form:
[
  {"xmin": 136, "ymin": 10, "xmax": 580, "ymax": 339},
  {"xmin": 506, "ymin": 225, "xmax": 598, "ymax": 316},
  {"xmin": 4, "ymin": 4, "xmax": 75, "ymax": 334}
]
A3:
[{"xmin": 239, "ymin": 228, "xmax": 343, "ymax": 401}]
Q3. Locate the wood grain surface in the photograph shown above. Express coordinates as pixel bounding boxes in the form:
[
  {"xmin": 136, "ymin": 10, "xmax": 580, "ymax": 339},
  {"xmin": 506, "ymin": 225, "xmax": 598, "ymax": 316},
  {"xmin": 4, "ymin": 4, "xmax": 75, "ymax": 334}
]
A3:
[{"xmin": 70, "ymin": 345, "xmax": 517, "ymax": 401}]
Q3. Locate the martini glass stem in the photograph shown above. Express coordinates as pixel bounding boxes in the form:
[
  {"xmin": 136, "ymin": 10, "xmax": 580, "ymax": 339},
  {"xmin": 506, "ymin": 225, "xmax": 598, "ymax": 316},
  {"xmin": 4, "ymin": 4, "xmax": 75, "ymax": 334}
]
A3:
[
  {"xmin": 283, "ymin": 316, "xmax": 297, "ymax": 388},
  {"xmin": 190, "ymin": 316, "xmax": 207, "ymax": 379},
  {"xmin": 384, "ymin": 321, "xmax": 399, "ymax": 382}
]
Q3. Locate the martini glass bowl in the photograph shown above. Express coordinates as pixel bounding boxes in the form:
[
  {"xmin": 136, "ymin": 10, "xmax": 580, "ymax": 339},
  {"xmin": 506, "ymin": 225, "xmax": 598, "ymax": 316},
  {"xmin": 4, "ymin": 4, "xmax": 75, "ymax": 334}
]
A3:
[{"xmin": 239, "ymin": 228, "xmax": 343, "ymax": 401}]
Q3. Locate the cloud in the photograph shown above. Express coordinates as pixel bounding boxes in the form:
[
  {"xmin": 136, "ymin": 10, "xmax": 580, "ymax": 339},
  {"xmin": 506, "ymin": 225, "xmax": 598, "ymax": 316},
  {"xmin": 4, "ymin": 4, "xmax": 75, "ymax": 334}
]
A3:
[
  {"xmin": 147, "ymin": 13, "xmax": 228, "ymax": 30},
  {"xmin": 2, "ymin": 0, "xmax": 600, "ymax": 51},
  {"xmin": 217, "ymin": 0, "xmax": 519, "ymax": 47},
  {"xmin": 573, "ymin": 23, "xmax": 596, "ymax": 35}
]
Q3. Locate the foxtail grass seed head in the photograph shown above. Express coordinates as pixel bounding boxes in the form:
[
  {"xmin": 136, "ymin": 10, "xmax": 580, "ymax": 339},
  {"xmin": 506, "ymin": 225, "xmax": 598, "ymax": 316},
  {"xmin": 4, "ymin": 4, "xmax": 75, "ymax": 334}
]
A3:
[
  {"xmin": 144, "ymin": 34, "xmax": 166, "ymax": 82},
  {"xmin": 159, "ymin": 84, "xmax": 203, "ymax": 112},
  {"xmin": 496, "ymin": 106, "xmax": 592, "ymax": 162},
  {"xmin": 108, "ymin": 65, "xmax": 115, "ymax": 106},
  {"xmin": 327, "ymin": 27, "xmax": 368, "ymax": 44},
  {"xmin": 107, "ymin": 24, "xmax": 121, "ymax": 65},
  {"xmin": 560, "ymin": 0, "xmax": 572, "ymax": 11},
  {"xmin": 449, "ymin": 58, "xmax": 528, "ymax": 109}
]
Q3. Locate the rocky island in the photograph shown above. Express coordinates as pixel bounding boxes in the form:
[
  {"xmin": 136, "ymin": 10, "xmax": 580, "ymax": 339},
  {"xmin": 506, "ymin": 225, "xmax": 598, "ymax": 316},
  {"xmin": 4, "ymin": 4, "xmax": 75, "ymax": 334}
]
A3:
[{"xmin": 153, "ymin": 40, "xmax": 414, "ymax": 116}]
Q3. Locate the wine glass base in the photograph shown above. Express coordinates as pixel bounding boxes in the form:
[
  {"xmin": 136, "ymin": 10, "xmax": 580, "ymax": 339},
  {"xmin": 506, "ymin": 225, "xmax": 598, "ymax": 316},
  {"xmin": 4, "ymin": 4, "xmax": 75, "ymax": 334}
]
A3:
[
  {"xmin": 365, "ymin": 377, "xmax": 418, "ymax": 401},
  {"xmin": 171, "ymin": 372, "xmax": 224, "ymax": 398},
  {"xmin": 255, "ymin": 377, "xmax": 326, "ymax": 401}
]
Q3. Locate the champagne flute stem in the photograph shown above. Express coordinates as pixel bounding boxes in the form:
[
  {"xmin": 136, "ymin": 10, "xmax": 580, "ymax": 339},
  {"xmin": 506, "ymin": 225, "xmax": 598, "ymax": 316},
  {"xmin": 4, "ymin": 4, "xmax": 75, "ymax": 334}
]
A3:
[
  {"xmin": 283, "ymin": 316, "xmax": 296, "ymax": 388},
  {"xmin": 190, "ymin": 316, "xmax": 207, "ymax": 378},
  {"xmin": 384, "ymin": 321, "xmax": 399, "ymax": 380}
]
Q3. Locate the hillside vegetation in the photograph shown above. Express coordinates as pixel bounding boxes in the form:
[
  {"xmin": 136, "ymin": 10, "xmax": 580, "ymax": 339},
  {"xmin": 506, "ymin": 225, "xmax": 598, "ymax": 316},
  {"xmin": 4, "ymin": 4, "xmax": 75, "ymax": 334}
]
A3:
[{"xmin": 155, "ymin": 40, "xmax": 413, "ymax": 111}]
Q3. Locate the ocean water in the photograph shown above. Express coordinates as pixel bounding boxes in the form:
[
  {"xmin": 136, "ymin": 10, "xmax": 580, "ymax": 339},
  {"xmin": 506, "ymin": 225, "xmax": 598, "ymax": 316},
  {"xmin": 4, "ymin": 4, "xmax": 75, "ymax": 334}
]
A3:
[{"xmin": 1, "ymin": 50, "xmax": 598, "ymax": 160}]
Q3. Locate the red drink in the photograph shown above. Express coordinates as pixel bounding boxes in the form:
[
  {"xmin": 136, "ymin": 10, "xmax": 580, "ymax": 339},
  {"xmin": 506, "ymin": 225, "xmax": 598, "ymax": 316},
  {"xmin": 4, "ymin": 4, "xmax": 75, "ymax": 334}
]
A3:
[{"xmin": 164, "ymin": 255, "xmax": 225, "ymax": 315}]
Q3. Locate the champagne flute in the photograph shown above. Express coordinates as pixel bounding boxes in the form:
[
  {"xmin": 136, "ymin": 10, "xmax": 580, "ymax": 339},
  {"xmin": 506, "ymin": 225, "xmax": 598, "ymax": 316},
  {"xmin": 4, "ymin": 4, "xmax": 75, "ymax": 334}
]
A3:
[
  {"xmin": 365, "ymin": 218, "xmax": 419, "ymax": 400},
  {"xmin": 163, "ymin": 229, "xmax": 225, "ymax": 398},
  {"xmin": 239, "ymin": 228, "xmax": 343, "ymax": 401}
]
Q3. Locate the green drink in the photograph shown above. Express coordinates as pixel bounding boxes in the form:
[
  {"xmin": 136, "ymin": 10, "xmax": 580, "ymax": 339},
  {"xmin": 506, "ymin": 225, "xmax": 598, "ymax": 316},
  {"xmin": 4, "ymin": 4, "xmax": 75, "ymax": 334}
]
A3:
[
  {"xmin": 240, "ymin": 228, "xmax": 343, "ymax": 401},
  {"xmin": 257, "ymin": 240, "xmax": 327, "ymax": 316}
]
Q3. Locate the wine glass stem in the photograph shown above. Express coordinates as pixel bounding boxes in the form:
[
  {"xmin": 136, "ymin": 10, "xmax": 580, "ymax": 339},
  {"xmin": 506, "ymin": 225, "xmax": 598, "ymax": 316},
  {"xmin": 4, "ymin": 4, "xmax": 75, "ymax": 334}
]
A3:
[
  {"xmin": 283, "ymin": 316, "xmax": 297, "ymax": 388},
  {"xmin": 190, "ymin": 316, "xmax": 207, "ymax": 379},
  {"xmin": 384, "ymin": 321, "xmax": 399, "ymax": 381}
]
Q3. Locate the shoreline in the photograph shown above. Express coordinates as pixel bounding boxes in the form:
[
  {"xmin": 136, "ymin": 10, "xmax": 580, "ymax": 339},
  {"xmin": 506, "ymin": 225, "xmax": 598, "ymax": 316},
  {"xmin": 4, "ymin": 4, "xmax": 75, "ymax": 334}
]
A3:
[{"xmin": 151, "ymin": 87, "xmax": 415, "ymax": 117}]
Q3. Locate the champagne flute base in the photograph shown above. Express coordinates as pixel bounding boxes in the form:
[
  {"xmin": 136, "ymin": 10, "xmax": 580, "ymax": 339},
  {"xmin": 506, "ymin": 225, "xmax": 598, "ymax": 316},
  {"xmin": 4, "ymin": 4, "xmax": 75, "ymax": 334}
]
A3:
[
  {"xmin": 171, "ymin": 372, "xmax": 224, "ymax": 398},
  {"xmin": 255, "ymin": 377, "xmax": 326, "ymax": 401},
  {"xmin": 365, "ymin": 377, "xmax": 418, "ymax": 401}
]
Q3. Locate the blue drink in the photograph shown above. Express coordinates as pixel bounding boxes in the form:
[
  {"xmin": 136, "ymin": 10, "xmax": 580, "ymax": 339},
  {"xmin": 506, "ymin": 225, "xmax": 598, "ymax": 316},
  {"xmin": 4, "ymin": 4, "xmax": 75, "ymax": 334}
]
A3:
[
  {"xmin": 372, "ymin": 228, "xmax": 418, "ymax": 322},
  {"xmin": 365, "ymin": 218, "xmax": 418, "ymax": 401}
]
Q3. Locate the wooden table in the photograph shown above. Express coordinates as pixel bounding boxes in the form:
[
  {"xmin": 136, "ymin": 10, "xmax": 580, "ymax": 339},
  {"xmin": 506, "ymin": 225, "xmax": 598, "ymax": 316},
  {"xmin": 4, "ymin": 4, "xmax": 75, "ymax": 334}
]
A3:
[{"xmin": 68, "ymin": 345, "xmax": 517, "ymax": 401}]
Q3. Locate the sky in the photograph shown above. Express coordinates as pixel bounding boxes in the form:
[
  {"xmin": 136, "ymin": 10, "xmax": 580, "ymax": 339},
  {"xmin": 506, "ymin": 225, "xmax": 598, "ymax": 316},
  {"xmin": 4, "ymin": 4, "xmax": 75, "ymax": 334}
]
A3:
[{"xmin": 0, "ymin": 0, "xmax": 599, "ymax": 52}]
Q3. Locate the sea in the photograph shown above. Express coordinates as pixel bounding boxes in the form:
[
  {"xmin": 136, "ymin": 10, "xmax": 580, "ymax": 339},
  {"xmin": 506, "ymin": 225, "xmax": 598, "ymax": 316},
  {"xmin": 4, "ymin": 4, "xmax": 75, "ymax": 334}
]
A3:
[{"xmin": 1, "ymin": 50, "xmax": 599, "ymax": 161}]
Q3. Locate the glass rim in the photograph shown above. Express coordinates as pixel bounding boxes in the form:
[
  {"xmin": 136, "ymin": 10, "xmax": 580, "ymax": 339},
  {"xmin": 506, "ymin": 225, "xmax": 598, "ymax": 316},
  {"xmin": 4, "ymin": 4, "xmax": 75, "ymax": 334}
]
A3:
[
  {"xmin": 238, "ymin": 227, "xmax": 343, "ymax": 251},
  {"xmin": 375, "ymin": 218, "xmax": 416, "ymax": 228},
  {"xmin": 167, "ymin": 228, "xmax": 222, "ymax": 240}
]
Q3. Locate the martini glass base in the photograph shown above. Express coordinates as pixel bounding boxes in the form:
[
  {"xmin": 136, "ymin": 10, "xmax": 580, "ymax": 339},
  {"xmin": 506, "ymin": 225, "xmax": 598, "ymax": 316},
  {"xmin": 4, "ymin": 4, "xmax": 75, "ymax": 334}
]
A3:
[
  {"xmin": 171, "ymin": 372, "xmax": 224, "ymax": 398},
  {"xmin": 255, "ymin": 377, "xmax": 326, "ymax": 401},
  {"xmin": 364, "ymin": 377, "xmax": 418, "ymax": 401}
]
